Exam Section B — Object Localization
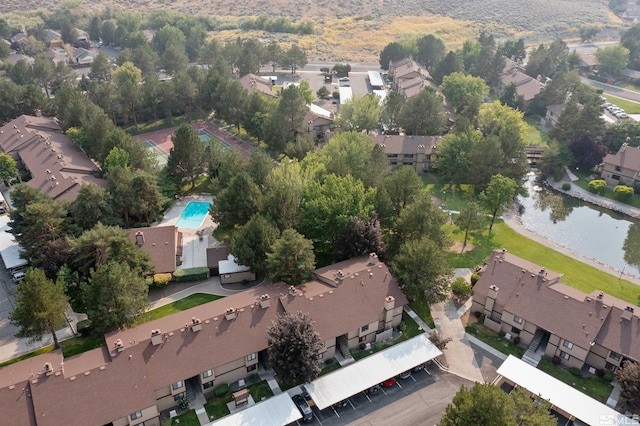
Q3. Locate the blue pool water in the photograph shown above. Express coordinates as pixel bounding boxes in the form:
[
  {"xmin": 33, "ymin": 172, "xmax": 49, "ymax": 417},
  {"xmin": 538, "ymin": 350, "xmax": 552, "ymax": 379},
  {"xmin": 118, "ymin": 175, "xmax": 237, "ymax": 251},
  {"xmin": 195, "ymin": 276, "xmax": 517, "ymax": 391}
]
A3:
[{"xmin": 176, "ymin": 201, "xmax": 211, "ymax": 229}]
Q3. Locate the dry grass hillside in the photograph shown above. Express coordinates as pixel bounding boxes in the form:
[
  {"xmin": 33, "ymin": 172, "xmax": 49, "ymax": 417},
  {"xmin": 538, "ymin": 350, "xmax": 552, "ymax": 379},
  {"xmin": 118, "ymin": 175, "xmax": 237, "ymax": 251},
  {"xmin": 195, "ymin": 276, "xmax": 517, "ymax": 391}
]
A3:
[{"xmin": 3, "ymin": 0, "xmax": 622, "ymax": 61}]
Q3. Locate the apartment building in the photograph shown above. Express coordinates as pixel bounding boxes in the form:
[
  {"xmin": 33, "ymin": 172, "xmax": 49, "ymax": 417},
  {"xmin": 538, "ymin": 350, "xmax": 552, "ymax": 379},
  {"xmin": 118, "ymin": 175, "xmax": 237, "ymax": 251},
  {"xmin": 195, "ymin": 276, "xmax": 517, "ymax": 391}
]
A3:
[{"xmin": 370, "ymin": 134, "xmax": 442, "ymax": 173}]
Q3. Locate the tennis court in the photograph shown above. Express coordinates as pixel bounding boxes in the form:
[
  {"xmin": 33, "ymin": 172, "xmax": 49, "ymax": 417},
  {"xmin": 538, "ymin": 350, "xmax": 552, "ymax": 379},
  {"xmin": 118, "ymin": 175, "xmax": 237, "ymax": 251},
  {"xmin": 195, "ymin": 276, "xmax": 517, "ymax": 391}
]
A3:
[
  {"xmin": 143, "ymin": 140, "xmax": 169, "ymax": 167},
  {"xmin": 197, "ymin": 128, "xmax": 231, "ymax": 150}
]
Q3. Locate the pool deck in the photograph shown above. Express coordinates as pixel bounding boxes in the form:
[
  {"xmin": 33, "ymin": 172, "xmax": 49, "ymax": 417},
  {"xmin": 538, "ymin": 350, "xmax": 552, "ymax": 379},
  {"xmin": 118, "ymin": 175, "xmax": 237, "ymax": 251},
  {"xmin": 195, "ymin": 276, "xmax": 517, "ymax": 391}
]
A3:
[{"xmin": 159, "ymin": 194, "xmax": 216, "ymax": 270}]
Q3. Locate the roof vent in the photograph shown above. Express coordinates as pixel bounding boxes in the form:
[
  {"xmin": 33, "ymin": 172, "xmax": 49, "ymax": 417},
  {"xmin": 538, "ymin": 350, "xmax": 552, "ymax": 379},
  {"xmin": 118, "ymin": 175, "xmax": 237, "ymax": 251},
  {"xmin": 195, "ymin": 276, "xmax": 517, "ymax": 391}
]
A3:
[
  {"xmin": 622, "ymin": 306, "xmax": 634, "ymax": 321},
  {"xmin": 191, "ymin": 317, "xmax": 202, "ymax": 332},
  {"xmin": 368, "ymin": 252, "xmax": 378, "ymax": 265},
  {"xmin": 44, "ymin": 362, "xmax": 53, "ymax": 376},
  {"xmin": 151, "ymin": 329, "xmax": 163, "ymax": 346},
  {"xmin": 225, "ymin": 307, "xmax": 237, "ymax": 321},
  {"xmin": 288, "ymin": 286, "xmax": 297, "ymax": 296},
  {"xmin": 336, "ymin": 270, "xmax": 346, "ymax": 280},
  {"xmin": 45, "ymin": 169, "xmax": 51, "ymax": 174},
  {"xmin": 114, "ymin": 339, "xmax": 124, "ymax": 352},
  {"xmin": 259, "ymin": 294, "xmax": 271, "ymax": 308},
  {"xmin": 597, "ymin": 291, "xmax": 604, "ymax": 300},
  {"xmin": 539, "ymin": 267, "xmax": 546, "ymax": 276}
]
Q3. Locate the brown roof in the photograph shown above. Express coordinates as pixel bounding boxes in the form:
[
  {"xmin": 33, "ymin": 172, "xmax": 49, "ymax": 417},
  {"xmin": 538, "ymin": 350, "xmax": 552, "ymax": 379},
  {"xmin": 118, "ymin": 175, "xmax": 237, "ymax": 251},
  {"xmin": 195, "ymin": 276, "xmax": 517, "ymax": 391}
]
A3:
[
  {"xmin": 128, "ymin": 225, "xmax": 180, "ymax": 273},
  {"xmin": 0, "ymin": 350, "xmax": 63, "ymax": 389},
  {"xmin": 500, "ymin": 70, "xmax": 545, "ymax": 101},
  {"xmin": 207, "ymin": 245, "xmax": 229, "ymax": 268},
  {"xmin": 283, "ymin": 256, "xmax": 408, "ymax": 339},
  {"xmin": 391, "ymin": 59, "xmax": 430, "ymax": 81},
  {"xmin": 0, "ymin": 116, "xmax": 106, "ymax": 202},
  {"xmin": 595, "ymin": 305, "xmax": 640, "ymax": 361},
  {"xmin": 475, "ymin": 250, "xmax": 613, "ymax": 350},
  {"xmin": 30, "ymin": 346, "xmax": 157, "ymax": 426},
  {"xmin": 604, "ymin": 143, "xmax": 640, "ymax": 171},
  {"xmin": 239, "ymin": 74, "xmax": 278, "ymax": 98},
  {"xmin": 369, "ymin": 134, "xmax": 442, "ymax": 156},
  {"xmin": 388, "ymin": 57, "xmax": 413, "ymax": 73}
]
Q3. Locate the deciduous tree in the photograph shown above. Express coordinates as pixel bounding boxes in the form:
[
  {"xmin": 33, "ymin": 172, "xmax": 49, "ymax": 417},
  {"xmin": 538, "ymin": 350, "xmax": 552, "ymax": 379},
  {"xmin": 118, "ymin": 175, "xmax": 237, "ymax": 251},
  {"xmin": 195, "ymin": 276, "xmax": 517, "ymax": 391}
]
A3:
[
  {"xmin": 334, "ymin": 213, "xmax": 385, "ymax": 261},
  {"xmin": 113, "ymin": 61, "xmax": 143, "ymax": 130},
  {"xmin": 0, "ymin": 153, "xmax": 17, "ymax": 183},
  {"xmin": 440, "ymin": 72, "xmax": 489, "ymax": 116},
  {"xmin": 454, "ymin": 202, "xmax": 484, "ymax": 251},
  {"xmin": 230, "ymin": 214, "xmax": 280, "ymax": 275},
  {"xmin": 267, "ymin": 311, "xmax": 322, "ymax": 386},
  {"xmin": 397, "ymin": 87, "xmax": 445, "ymax": 136},
  {"xmin": 335, "ymin": 94, "xmax": 381, "ymax": 133},
  {"xmin": 596, "ymin": 45, "xmax": 630, "ymax": 77},
  {"xmin": 266, "ymin": 229, "xmax": 315, "ymax": 285},
  {"xmin": 480, "ymin": 174, "xmax": 519, "ymax": 232},
  {"xmin": 211, "ymin": 171, "xmax": 262, "ymax": 229}
]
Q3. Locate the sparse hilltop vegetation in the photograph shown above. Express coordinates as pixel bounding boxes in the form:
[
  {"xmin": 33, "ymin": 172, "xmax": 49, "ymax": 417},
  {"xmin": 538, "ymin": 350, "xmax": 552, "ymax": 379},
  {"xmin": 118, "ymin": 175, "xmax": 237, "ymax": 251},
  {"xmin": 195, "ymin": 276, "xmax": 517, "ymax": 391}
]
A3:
[{"xmin": 1, "ymin": 0, "xmax": 621, "ymax": 61}]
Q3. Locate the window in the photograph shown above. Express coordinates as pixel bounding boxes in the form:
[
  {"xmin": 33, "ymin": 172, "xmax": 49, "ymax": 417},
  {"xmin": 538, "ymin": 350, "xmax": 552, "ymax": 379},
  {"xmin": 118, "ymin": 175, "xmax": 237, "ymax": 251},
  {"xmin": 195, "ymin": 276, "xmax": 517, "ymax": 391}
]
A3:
[
  {"xmin": 247, "ymin": 364, "xmax": 257, "ymax": 372},
  {"xmin": 202, "ymin": 369, "xmax": 213, "ymax": 379},
  {"xmin": 559, "ymin": 351, "xmax": 570, "ymax": 361},
  {"xmin": 317, "ymin": 353, "xmax": 324, "ymax": 360},
  {"xmin": 388, "ymin": 154, "xmax": 398, "ymax": 158},
  {"xmin": 172, "ymin": 381, "xmax": 183, "ymax": 390},
  {"xmin": 513, "ymin": 316, "xmax": 523, "ymax": 324},
  {"xmin": 403, "ymin": 154, "xmax": 414, "ymax": 159},
  {"xmin": 246, "ymin": 353, "xmax": 257, "ymax": 362},
  {"xmin": 130, "ymin": 411, "xmax": 142, "ymax": 420},
  {"xmin": 610, "ymin": 351, "xmax": 622, "ymax": 361},
  {"xmin": 359, "ymin": 336, "xmax": 366, "ymax": 343},
  {"xmin": 174, "ymin": 393, "xmax": 184, "ymax": 401},
  {"xmin": 615, "ymin": 166, "xmax": 622, "ymax": 172},
  {"xmin": 510, "ymin": 326, "xmax": 520, "ymax": 335},
  {"xmin": 612, "ymin": 174, "xmax": 621, "ymax": 180},
  {"xmin": 203, "ymin": 381, "xmax": 214, "ymax": 389},
  {"xmin": 563, "ymin": 340, "xmax": 573, "ymax": 350},
  {"xmin": 361, "ymin": 324, "xmax": 369, "ymax": 333},
  {"xmin": 605, "ymin": 362, "xmax": 616, "ymax": 371},
  {"xmin": 402, "ymin": 162, "xmax": 413, "ymax": 166}
]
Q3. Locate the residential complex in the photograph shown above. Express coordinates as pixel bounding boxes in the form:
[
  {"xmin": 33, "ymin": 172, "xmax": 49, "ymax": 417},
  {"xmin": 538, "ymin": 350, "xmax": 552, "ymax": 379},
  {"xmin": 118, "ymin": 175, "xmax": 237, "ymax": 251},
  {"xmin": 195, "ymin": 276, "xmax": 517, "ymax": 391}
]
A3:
[
  {"xmin": 472, "ymin": 249, "xmax": 639, "ymax": 371},
  {"xmin": 601, "ymin": 143, "xmax": 640, "ymax": 188},
  {"xmin": 0, "ymin": 254, "xmax": 407, "ymax": 425},
  {"xmin": 369, "ymin": 134, "xmax": 442, "ymax": 173}
]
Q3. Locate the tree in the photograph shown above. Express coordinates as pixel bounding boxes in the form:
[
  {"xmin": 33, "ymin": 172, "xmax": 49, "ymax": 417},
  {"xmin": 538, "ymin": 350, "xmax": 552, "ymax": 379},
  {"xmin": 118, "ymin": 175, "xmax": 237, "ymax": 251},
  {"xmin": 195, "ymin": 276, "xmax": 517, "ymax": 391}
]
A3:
[
  {"xmin": 451, "ymin": 277, "xmax": 472, "ymax": 301},
  {"xmin": 266, "ymin": 229, "xmax": 316, "ymax": 285},
  {"xmin": 454, "ymin": 202, "xmax": 484, "ymax": 251},
  {"xmin": 480, "ymin": 174, "xmax": 519, "ymax": 232},
  {"xmin": 432, "ymin": 51, "xmax": 464, "ymax": 85},
  {"xmin": 211, "ymin": 171, "xmax": 262, "ymax": 229},
  {"xmin": 0, "ymin": 153, "xmax": 17, "ymax": 183},
  {"xmin": 499, "ymin": 82, "xmax": 526, "ymax": 111},
  {"xmin": 381, "ymin": 91, "xmax": 404, "ymax": 134},
  {"xmin": 167, "ymin": 124, "xmax": 206, "ymax": 187},
  {"xmin": 397, "ymin": 87, "xmax": 445, "ymax": 135},
  {"xmin": 380, "ymin": 42, "xmax": 408, "ymax": 69},
  {"xmin": 390, "ymin": 191, "xmax": 450, "ymax": 253},
  {"xmin": 9, "ymin": 268, "xmax": 68, "ymax": 349},
  {"xmin": 335, "ymin": 94, "xmax": 381, "ymax": 133},
  {"xmin": 267, "ymin": 311, "xmax": 322, "ymax": 386},
  {"xmin": 266, "ymin": 84, "xmax": 309, "ymax": 152},
  {"xmin": 334, "ymin": 214, "xmax": 385, "ymax": 261},
  {"xmin": 433, "ymin": 130, "xmax": 480, "ymax": 185},
  {"xmin": 281, "ymin": 45, "xmax": 307, "ymax": 74},
  {"xmin": 499, "ymin": 39, "xmax": 526, "ymax": 63},
  {"xmin": 428, "ymin": 330, "xmax": 452, "ymax": 351},
  {"xmin": 316, "ymin": 86, "xmax": 330, "ymax": 100},
  {"xmin": 71, "ymin": 183, "xmax": 113, "ymax": 231},
  {"xmin": 261, "ymin": 159, "xmax": 305, "ymax": 231},
  {"xmin": 89, "ymin": 53, "xmax": 113, "ymax": 82},
  {"xmin": 84, "ymin": 261, "xmax": 149, "ymax": 333},
  {"xmin": 579, "ymin": 24, "xmax": 600, "ymax": 43},
  {"xmin": 440, "ymin": 72, "xmax": 489, "ymax": 116},
  {"xmin": 525, "ymin": 40, "xmax": 569, "ymax": 79},
  {"xmin": 11, "ymin": 59, "xmax": 33, "ymax": 86},
  {"xmin": 439, "ymin": 383, "xmax": 555, "ymax": 426},
  {"xmin": 162, "ymin": 44, "xmax": 189, "ymax": 75},
  {"xmin": 113, "ymin": 61, "xmax": 143, "ymax": 130},
  {"xmin": 391, "ymin": 236, "xmax": 452, "ymax": 302},
  {"xmin": 265, "ymin": 41, "xmax": 283, "ymax": 73},
  {"xmin": 375, "ymin": 166, "xmax": 423, "ymax": 227},
  {"xmin": 415, "ymin": 34, "xmax": 446, "ymax": 70},
  {"xmin": 621, "ymin": 23, "xmax": 640, "ymax": 68},
  {"xmin": 230, "ymin": 214, "xmax": 280, "ymax": 275},
  {"xmin": 32, "ymin": 55, "xmax": 54, "ymax": 98},
  {"xmin": 596, "ymin": 45, "xmax": 630, "ymax": 77}
]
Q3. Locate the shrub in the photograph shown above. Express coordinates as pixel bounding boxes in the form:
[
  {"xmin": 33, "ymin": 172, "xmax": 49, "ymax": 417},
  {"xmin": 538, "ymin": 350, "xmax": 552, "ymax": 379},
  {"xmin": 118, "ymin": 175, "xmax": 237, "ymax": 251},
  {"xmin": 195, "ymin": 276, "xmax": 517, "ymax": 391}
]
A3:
[
  {"xmin": 214, "ymin": 383, "xmax": 229, "ymax": 397},
  {"xmin": 153, "ymin": 273, "xmax": 172, "ymax": 287},
  {"xmin": 470, "ymin": 272, "xmax": 481, "ymax": 286},
  {"xmin": 178, "ymin": 398, "xmax": 189, "ymax": 410},
  {"xmin": 172, "ymin": 267, "xmax": 209, "ymax": 282},
  {"xmin": 588, "ymin": 73, "xmax": 607, "ymax": 83},
  {"xmin": 562, "ymin": 182, "xmax": 571, "ymax": 191},
  {"xmin": 513, "ymin": 336, "xmax": 520, "ymax": 344},
  {"xmin": 478, "ymin": 313, "xmax": 486, "ymax": 323},
  {"xmin": 552, "ymin": 355, "xmax": 561, "ymax": 365},
  {"xmin": 77, "ymin": 319, "xmax": 93, "ymax": 335},
  {"xmin": 588, "ymin": 179, "xmax": 607, "ymax": 194},
  {"xmin": 603, "ymin": 371, "xmax": 615, "ymax": 382},
  {"xmin": 569, "ymin": 367, "xmax": 582, "ymax": 377},
  {"xmin": 473, "ymin": 311, "xmax": 482, "ymax": 319},
  {"xmin": 595, "ymin": 368, "xmax": 605, "ymax": 378},
  {"xmin": 332, "ymin": 91, "xmax": 340, "ymax": 99},
  {"xmin": 613, "ymin": 185, "xmax": 633, "ymax": 201},
  {"xmin": 451, "ymin": 277, "xmax": 472, "ymax": 299}
]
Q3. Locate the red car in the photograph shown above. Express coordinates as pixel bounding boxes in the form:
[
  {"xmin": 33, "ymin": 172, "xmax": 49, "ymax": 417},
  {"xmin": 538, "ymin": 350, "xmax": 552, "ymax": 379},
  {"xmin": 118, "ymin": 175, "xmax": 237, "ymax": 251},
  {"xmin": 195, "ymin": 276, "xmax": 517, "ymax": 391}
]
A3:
[{"xmin": 381, "ymin": 378, "xmax": 396, "ymax": 388}]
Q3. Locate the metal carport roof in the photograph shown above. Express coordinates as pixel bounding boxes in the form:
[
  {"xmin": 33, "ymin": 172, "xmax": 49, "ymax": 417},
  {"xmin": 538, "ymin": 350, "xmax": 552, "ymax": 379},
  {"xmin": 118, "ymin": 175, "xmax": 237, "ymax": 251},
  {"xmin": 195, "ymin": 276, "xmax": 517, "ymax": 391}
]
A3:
[
  {"xmin": 368, "ymin": 71, "xmax": 384, "ymax": 88},
  {"xmin": 304, "ymin": 333, "xmax": 442, "ymax": 410},
  {"xmin": 0, "ymin": 215, "xmax": 27, "ymax": 270},
  {"xmin": 209, "ymin": 392, "xmax": 302, "ymax": 426},
  {"xmin": 496, "ymin": 355, "xmax": 629, "ymax": 426}
]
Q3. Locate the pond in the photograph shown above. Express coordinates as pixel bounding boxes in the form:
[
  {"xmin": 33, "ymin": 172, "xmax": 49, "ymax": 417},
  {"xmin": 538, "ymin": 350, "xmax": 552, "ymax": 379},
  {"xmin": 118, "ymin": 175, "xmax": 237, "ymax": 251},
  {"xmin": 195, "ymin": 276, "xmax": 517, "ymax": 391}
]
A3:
[{"xmin": 517, "ymin": 175, "xmax": 640, "ymax": 277}]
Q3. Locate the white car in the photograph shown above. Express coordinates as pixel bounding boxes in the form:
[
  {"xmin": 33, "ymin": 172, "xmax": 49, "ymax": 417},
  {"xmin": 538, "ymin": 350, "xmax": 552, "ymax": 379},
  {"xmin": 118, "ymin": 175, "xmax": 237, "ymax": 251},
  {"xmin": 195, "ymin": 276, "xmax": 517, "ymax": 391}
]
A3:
[
  {"xmin": 339, "ymin": 77, "xmax": 350, "ymax": 82},
  {"xmin": 615, "ymin": 112, "xmax": 629, "ymax": 119},
  {"xmin": 607, "ymin": 105, "xmax": 623, "ymax": 113},
  {"xmin": 12, "ymin": 270, "xmax": 25, "ymax": 283}
]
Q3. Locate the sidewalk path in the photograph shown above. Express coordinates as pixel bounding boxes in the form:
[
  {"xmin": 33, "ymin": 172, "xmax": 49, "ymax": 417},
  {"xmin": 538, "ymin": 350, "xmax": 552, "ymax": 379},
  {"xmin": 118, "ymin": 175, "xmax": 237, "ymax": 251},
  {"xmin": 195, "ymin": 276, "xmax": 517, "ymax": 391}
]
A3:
[{"xmin": 430, "ymin": 299, "xmax": 484, "ymax": 384}]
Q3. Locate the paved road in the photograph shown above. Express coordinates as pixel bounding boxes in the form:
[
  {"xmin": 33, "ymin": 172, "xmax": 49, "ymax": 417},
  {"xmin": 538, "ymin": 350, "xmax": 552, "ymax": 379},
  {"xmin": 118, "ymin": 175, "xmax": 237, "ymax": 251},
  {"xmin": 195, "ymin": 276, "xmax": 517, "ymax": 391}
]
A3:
[{"xmin": 580, "ymin": 77, "xmax": 640, "ymax": 103}]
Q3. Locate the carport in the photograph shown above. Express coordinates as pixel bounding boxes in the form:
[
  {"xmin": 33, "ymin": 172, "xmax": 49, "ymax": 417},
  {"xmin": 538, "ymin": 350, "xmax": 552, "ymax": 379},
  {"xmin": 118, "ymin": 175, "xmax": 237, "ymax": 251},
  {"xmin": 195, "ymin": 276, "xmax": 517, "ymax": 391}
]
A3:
[
  {"xmin": 368, "ymin": 71, "xmax": 384, "ymax": 89},
  {"xmin": 304, "ymin": 333, "xmax": 442, "ymax": 410},
  {"xmin": 495, "ymin": 355, "xmax": 629, "ymax": 425},
  {"xmin": 209, "ymin": 392, "xmax": 302, "ymax": 426},
  {"xmin": 0, "ymin": 215, "xmax": 27, "ymax": 270}
]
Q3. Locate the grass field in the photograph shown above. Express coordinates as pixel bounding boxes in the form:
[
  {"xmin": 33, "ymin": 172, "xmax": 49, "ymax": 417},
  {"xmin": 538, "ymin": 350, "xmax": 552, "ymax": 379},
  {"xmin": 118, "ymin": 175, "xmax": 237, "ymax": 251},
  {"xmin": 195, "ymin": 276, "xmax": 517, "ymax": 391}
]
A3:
[
  {"xmin": 570, "ymin": 169, "xmax": 640, "ymax": 209},
  {"xmin": 136, "ymin": 293, "xmax": 223, "ymax": 324},
  {"xmin": 537, "ymin": 356, "xmax": 613, "ymax": 403},
  {"xmin": 465, "ymin": 322, "xmax": 525, "ymax": 358},
  {"xmin": 523, "ymin": 117, "xmax": 549, "ymax": 146},
  {"xmin": 603, "ymin": 94, "xmax": 640, "ymax": 114}
]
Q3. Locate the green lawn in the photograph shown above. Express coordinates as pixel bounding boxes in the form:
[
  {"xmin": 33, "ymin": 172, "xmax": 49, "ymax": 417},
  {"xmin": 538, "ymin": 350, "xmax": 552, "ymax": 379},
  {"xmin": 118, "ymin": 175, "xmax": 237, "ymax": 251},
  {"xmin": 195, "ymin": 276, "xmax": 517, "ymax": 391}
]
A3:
[
  {"xmin": 523, "ymin": 117, "xmax": 549, "ymax": 146},
  {"xmin": 60, "ymin": 335, "xmax": 106, "ymax": 358},
  {"xmin": 171, "ymin": 409, "xmax": 200, "ymax": 426},
  {"xmin": 319, "ymin": 361, "xmax": 342, "ymax": 376},
  {"xmin": 136, "ymin": 293, "xmax": 223, "ymax": 324},
  {"xmin": 465, "ymin": 322, "xmax": 525, "ymax": 358},
  {"xmin": 537, "ymin": 356, "xmax": 613, "ymax": 403},
  {"xmin": 421, "ymin": 174, "xmax": 476, "ymax": 212},
  {"xmin": 247, "ymin": 380, "xmax": 274, "ymax": 402},
  {"xmin": 614, "ymin": 81, "xmax": 640, "ymax": 93},
  {"xmin": 603, "ymin": 94, "xmax": 640, "ymax": 114},
  {"xmin": 0, "ymin": 344, "xmax": 55, "ymax": 368},
  {"xmin": 204, "ymin": 395, "xmax": 233, "ymax": 421},
  {"xmin": 408, "ymin": 296, "xmax": 435, "ymax": 328},
  {"xmin": 568, "ymin": 169, "xmax": 640, "ymax": 209},
  {"xmin": 352, "ymin": 312, "xmax": 423, "ymax": 361}
]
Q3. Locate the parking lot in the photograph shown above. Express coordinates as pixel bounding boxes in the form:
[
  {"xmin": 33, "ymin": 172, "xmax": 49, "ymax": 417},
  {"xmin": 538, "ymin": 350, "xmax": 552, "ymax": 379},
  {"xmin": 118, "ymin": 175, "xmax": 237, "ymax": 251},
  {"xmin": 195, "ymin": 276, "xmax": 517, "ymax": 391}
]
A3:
[
  {"xmin": 0, "ymin": 270, "xmax": 19, "ymax": 347},
  {"xmin": 292, "ymin": 367, "xmax": 472, "ymax": 426}
]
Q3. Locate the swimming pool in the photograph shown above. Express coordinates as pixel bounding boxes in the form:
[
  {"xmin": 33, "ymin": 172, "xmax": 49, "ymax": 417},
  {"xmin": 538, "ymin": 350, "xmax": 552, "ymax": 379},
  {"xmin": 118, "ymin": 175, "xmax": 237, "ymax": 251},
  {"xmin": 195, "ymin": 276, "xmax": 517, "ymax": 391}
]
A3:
[{"xmin": 176, "ymin": 201, "xmax": 211, "ymax": 229}]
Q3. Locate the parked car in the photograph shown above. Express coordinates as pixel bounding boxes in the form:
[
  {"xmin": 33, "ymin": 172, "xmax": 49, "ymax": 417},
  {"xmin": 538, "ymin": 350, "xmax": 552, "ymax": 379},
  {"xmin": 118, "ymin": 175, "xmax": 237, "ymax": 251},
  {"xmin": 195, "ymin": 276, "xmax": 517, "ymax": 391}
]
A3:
[
  {"xmin": 607, "ymin": 105, "xmax": 623, "ymax": 113},
  {"xmin": 399, "ymin": 370, "xmax": 412, "ymax": 379},
  {"xmin": 603, "ymin": 103, "xmax": 614, "ymax": 108},
  {"xmin": 364, "ymin": 384, "xmax": 381, "ymax": 394},
  {"xmin": 12, "ymin": 270, "xmax": 25, "ymax": 283},
  {"xmin": 616, "ymin": 112, "xmax": 629, "ymax": 119},
  {"xmin": 333, "ymin": 399, "xmax": 349, "ymax": 409},
  {"xmin": 292, "ymin": 394, "xmax": 313, "ymax": 423},
  {"xmin": 599, "ymin": 96, "xmax": 607, "ymax": 103},
  {"xmin": 339, "ymin": 77, "xmax": 350, "ymax": 82},
  {"xmin": 381, "ymin": 378, "xmax": 396, "ymax": 388}
]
